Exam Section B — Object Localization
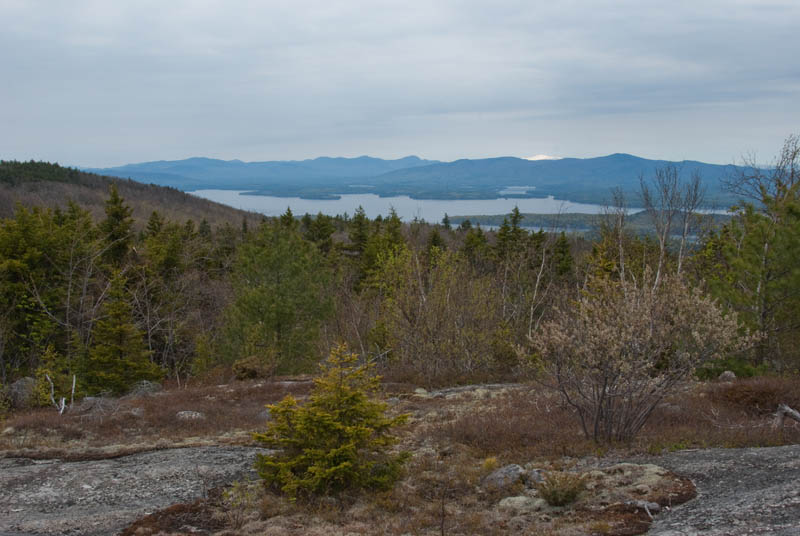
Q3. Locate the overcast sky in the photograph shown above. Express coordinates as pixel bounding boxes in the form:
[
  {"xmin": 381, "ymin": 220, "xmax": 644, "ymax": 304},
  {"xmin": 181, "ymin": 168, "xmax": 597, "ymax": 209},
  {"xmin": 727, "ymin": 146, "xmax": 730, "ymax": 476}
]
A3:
[{"xmin": 1, "ymin": 0, "xmax": 798, "ymax": 167}]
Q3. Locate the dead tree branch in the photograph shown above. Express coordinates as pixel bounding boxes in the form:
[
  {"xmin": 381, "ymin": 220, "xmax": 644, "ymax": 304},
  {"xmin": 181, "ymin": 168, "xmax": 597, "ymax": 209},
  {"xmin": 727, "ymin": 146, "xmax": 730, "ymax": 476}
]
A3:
[{"xmin": 773, "ymin": 404, "xmax": 800, "ymax": 429}]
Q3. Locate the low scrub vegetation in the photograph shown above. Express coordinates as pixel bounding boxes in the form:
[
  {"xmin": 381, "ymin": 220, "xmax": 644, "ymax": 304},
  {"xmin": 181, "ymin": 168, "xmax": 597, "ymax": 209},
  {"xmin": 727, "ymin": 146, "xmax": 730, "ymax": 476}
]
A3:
[{"xmin": 535, "ymin": 471, "xmax": 587, "ymax": 506}]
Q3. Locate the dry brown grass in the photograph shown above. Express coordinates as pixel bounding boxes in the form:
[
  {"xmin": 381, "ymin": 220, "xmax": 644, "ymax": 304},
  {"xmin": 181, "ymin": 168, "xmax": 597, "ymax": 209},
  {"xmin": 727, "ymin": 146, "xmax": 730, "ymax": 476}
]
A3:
[
  {"xmin": 433, "ymin": 389, "xmax": 598, "ymax": 459},
  {"xmin": 431, "ymin": 379, "xmax": 800, "ymax": 459},
  {"xmin": 704, "ymin": 376, "xmax": 800, "ymax": 415},
  {"xmin": 0, "ymin": 378, "xmax": 313, "ymax": 456}
]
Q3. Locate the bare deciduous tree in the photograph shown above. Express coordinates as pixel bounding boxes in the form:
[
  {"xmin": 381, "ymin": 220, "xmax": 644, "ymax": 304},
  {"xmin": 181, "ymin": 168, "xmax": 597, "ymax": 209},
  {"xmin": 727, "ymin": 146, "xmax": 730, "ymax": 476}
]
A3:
[
  {"xmin": 676, "ymin": 171, "xmax": 706, "ymax": 276},
  {"xmin": 724, "ymin": 134, "xmax": 800, "ymax": 209},
  {"xmin": 640, "ymin": 166, "xmax": 708, "ymax": 285}
]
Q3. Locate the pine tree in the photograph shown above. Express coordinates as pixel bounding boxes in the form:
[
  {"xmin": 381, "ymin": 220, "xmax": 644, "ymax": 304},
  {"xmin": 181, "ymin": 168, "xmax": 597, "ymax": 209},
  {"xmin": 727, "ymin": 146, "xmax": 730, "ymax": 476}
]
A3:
[
  {"xmin": 384, "ymin": 208, "xmax": 404, "ymax": 250},
  {"xmin": 426, "ymin": 227, "xmax": 446, "ymax": 254},
  {"xmin": 145, "ymin": 210, "xmax": 164, "ymax": 237},
  {"xmin": 441, "ymin": 213, "xmax": 451, "ymax": 230},
  {"xmin": 552, "ymin": 232, "xmax": 573, "ymax": 278},
  {"xmin": 83, "ymin": 274, "xmax": 162, "ymax": 395},
  {"xmin": 304, "ymin": 212, "xmax": 335, "ymax": 253},
  {"xmin": 280, "ymin": 207, "xmax": 297, "ymax": 229},
  {"xmin": 700, "ymin": 136, "xmax": 800, "ymax": 369},
  {"xmin": 462, "ymin": 225, "xmax": 488, "ymax": 264},
  {"xmin": 99, "ymin": 184, "xmax": 134, "ymax": 265},
  {"xmin": 198, "ymin": 218, "xmax": 212, "ymax": 239},
  {"xmin": 254, "ymin": 343, "xmax": 408, "ymax": 499},
  {"xmin": 349, "ymin": 206, "xmax": 370, "ymax": 253},
  {"xmin": 218, "ymin": 224, "xmax": 332, "ymax": 374}
]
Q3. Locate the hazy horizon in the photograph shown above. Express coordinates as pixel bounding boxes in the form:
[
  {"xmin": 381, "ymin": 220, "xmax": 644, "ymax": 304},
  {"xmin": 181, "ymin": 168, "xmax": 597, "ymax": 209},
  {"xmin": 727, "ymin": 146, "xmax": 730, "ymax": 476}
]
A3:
[{"xmin": 80, "ymin": 151, "xmax": 737, "ymax": 170}]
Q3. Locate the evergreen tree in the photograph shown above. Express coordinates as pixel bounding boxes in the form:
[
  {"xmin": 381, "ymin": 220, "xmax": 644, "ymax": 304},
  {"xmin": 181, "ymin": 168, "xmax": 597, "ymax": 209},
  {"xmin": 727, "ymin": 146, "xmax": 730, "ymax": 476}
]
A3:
[
  {"xmin": 384, "ymin": 208, "xmax": 404, "ymax": 250},
  {"xmin": 83, "ymin": 274, "xmax": 162, "ymax": 395},
  {"xmin": 198, "ymin": 218, "xmax": 212, "ymax": 239},
  {"xmin": 426, "ymin": 227, "xmax": 446, "ymax": 254},
  {"xmin": 495, "ymin": 217, "xmax": 513, "ymax": 260},
  {"xmin": 300, "ymin": 213, "xmax": 313, "ymax": 234},
  {"xmin": 494, "ymin": 207, "xmax": 526, "ymax": 261},
  {"xmin": 304, "ymin": 212, "xmax": 335, "ymax": 253},
  {"xmin": 699, "ymin": 136, "xmax": 800, "ymax": 369},
  {"xmin": 145, "ymin": 210, "xmax": 164, "ymax": 237},
  {"xmin": 442, "ymin": 213, "xmax": 451, "ymax": 230},
  {"xmin": 462, "ymin": 225, "xmax": 489, "ymax": 265},
  {"xmin": 552, "ymin": 232, "xmax": 574, "ymax": 278},
  {"xmin": 219, "ymin": 224, "xmax": 332, "ymax": 374},
  {"xmin": 280, "ymin": 207, "xmax": 297, "ymax": 229},
  {"xmin": 99, "ymin": 184, "xmax": 134, "ymax": 265},
  {"xmin": 254, "ymin": 343, "xmax": 408, "ymax": 499},
  {"xmin": 348, "ymin": 206, "xmax": 370, "ymax": 253}
]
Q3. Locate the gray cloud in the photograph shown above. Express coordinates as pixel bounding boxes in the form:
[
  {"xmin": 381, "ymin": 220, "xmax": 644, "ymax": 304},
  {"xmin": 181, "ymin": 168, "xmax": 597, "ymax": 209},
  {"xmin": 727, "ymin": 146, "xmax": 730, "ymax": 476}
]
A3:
[{"xmin": 1, "ymin": 0, "xmax": 798, "ymax": 166}]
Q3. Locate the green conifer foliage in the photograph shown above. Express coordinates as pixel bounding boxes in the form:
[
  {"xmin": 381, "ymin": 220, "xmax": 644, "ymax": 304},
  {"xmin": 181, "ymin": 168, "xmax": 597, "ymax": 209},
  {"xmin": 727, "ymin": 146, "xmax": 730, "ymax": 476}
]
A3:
[
  {"xmin": 303, "ymin": 212, "xmax": 336, "ymax": 253},
  {"xmin": 280, "ymin": 207, "xmax": 296, "ymax": 229},
  {"xmin": 254, "ymin": 344, "xmax": 408, "ymax": 499},
  {"xmin": 197, "ymin": 218, "xmax": 212, "ymax": 239},
  {"xmin": 83, "ymin": 274, "xmax": 162, "ymax": 395},
  {"xmin": 348, "ymin": 206, "xmax": 370, "ymax": 253},
  {"xmin": 219, "ymin": 223, "xmax": 332, "ymax": 374},
  {"xmin": 99, "ymin": 184, "xmax": 134, "ymax": 265},
  {"xmin": 441, "ymin": 213, "xmax": 451, "ymax": 230},
  {"xmin": 145, "ymin": 210, "xmax": 164, "ymax": 237},
  {"xmin": 552, "ymin": 232, "xmax": 573, "ymax": 278},
  {"xmin": 426, "ymin": 227, "xmax": 446, "ymax": 254}
]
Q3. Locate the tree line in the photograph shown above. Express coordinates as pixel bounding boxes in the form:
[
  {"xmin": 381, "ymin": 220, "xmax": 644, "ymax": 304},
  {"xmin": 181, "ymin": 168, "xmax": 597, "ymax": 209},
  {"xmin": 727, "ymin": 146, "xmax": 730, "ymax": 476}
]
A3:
[{"xmin": 1, "ymin": 137, "xmax": 798, "ymax": 414}]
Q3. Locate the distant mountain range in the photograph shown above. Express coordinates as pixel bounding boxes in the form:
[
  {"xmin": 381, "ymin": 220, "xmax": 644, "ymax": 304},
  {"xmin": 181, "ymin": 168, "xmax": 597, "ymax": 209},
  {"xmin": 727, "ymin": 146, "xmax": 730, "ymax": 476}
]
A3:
[{"xmin": 86, "ymin": 153, "xmax": 748, "ymax": 206}]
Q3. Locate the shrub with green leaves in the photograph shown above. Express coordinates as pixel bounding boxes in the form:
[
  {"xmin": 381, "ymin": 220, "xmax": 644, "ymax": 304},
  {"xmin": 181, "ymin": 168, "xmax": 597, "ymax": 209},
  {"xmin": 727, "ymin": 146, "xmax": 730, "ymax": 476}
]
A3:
[{"xmin": 253, "ymin": 343, "xmax": 409, "ymax": 500}]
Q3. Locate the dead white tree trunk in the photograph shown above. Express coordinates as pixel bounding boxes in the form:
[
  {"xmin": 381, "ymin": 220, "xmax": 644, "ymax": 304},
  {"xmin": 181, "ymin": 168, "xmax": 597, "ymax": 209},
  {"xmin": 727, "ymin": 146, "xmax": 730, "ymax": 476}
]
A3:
[
  {"xmin": 44, "ymin": 373, "xmax": 67, "ymax": 415},
  {"xmin": 773, "ymin": 404, "xmax": 800, "ymax": 429}
]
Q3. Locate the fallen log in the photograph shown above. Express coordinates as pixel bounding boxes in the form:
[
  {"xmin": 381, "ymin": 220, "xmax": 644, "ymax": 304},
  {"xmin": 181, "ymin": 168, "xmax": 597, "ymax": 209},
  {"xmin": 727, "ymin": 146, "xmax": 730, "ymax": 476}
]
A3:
[{"xmin": 773, "ymin": 404, "xmax": 800, "ymax": 429}]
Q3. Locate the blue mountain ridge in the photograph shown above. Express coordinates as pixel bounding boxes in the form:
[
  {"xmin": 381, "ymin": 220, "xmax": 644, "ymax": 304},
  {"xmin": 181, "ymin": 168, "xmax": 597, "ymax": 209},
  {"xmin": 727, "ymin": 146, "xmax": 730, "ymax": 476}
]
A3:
[{"xmin": 85, "ymin": 154, "xmax": 746, "ymax": 205}]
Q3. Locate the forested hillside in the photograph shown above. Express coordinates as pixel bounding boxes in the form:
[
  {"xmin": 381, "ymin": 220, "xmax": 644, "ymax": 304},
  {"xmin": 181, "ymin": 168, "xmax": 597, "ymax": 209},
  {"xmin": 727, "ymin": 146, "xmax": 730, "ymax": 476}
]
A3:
[
  {"xmin": 0, "ymin": 160, "xmax": 261, "ymax": 228},
  {"xmin": 1, "ymin": 138, "xmax": 798, "ymax": 416}
]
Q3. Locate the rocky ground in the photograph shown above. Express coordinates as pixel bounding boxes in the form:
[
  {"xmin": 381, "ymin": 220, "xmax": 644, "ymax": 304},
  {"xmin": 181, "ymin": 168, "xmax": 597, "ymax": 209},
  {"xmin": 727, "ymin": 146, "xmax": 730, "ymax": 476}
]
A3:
[
  {"xmin": 635, "ymin": 444, "xmax": 800, "ymax": 536},
  {"xmin": 2, "ymin": 379, "xmax": 799, "ymax": 535},
  {"xmin": 0, "ymin": 443, "xmax": 798, "ymax": 535},
  {"xmin": 0, "ymin": 446, "xmax": 268, "ymax": 536}
]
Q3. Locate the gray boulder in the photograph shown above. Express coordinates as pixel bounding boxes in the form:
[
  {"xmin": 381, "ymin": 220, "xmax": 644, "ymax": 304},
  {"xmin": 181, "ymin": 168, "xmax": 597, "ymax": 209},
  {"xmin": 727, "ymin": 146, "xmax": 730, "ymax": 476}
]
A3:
[
  {"xmin": 482, "ymin": 464, "xmax": 525, "ymax": 490},
  {"xmin": 523, "ymin": 468, "xmax": 545, "ymax": 486},
  {"xmin": 718, "ymin": 370, "xmax": 737, "ymax": 382},
  {"xmin": 498, "ymin": 495, "xmax": 548, "ymax": 514},
  {"xmin": 8, "ymin": 377, "xmax": 36, "ymax": 409}
]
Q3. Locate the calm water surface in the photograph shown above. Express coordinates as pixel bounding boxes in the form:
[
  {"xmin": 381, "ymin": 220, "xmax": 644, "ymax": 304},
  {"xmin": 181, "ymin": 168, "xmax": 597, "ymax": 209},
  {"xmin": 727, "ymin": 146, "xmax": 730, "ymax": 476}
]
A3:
[{"xmin": 190, "ymin": 190, "xmax": 611, "ymax": 222}]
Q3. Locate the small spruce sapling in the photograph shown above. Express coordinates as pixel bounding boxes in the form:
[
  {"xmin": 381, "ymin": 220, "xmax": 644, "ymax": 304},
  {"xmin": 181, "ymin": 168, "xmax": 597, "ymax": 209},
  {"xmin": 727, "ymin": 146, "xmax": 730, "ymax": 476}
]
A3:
[{"xmin": 253, "ymin": 343, "xmax": 409, "ymax": 500}]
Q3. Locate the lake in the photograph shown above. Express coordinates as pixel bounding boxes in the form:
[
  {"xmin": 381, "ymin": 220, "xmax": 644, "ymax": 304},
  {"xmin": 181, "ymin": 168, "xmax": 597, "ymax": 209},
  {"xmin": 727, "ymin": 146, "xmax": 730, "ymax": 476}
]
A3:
[{"xmin": 190, "ymin": 190, "xmax": 613, "ymax": 223}]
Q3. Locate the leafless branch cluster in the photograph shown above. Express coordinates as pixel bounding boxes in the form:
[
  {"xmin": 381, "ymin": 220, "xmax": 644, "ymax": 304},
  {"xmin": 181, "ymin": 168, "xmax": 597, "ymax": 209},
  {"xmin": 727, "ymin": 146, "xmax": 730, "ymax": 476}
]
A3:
[{"xmin": 531, "ymin": 272, "xmax": 744, "ymax": 442}]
